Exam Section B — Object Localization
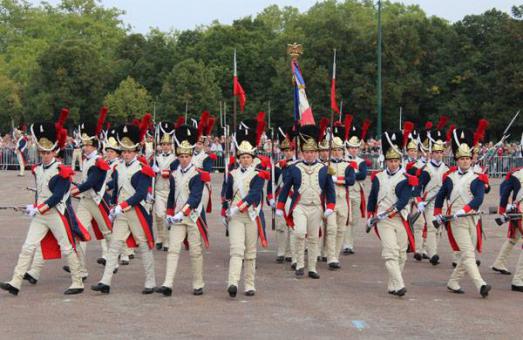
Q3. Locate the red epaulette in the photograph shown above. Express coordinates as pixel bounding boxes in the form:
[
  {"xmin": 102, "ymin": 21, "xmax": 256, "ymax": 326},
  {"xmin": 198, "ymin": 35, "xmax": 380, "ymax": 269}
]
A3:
[
  {"xmin": 257, "ymin": 169, "xmax": 271, "ymax": 180},
  {"xmin": 506, "ymin": 167, "xmax": 523, "ymax": 180},
  {"xmin": 477, "ymin": 173, "xmax": 489, "ymax": 185},
  {"xmin": 31, "ymin": 164, "xmax": 38, "ymax": 175},
  {"xmin": 442, "ymin": 166, "xmax": 458, "ymax": 182},
  {"xmin": 140, "ymin": 164, "xmax": 155, "ymax": 178},
  {"xmin": 58, "ymin": 164, "xmax": 74, "ymax": 180},
  {"xmin": 137, "ymin": 155, "xmax": 148, "ymax": 165},
  {"xmin": 229, "ymin": 156, "xmax": 236, "ymax": 165},
  {"xmin": 196, "ymin": 169, "xmax": 211, "ymax": 182},
  {"xmin": 95, "ymin": 157, "xmax": 110, "ymax": 171},
  {"xmin": 349, "ymin": 161, "xmax": 358, "ymax": 170},
  {"xmin": 404, "ymin": 173, "xmax": 419, "ymax": 187},
  {"xmin": 208, "ymin": 153, "xmax": 217, "ymax": 161},
  {"xmin": 279, "ymin": 159, "xmax": 287, "ymax": 168},
  {"xmin": 365, "ymin": 159, "xmax": 372, "ymax": 167},
  {"xmin": 406, "ymin": 161, "xmax": 416, "ymax": 171},
  {"xmin": 370, "ymin": 170, "xmax": 381, "ymax": 181},
  {"xmin": 258, "ymin": 155, "xmax": 271, "ymax": 169}
]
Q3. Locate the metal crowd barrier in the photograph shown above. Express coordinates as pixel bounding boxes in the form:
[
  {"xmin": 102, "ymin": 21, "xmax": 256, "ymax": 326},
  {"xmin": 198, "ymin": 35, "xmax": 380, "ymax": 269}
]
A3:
[{"xmin": 209, "ymin": 152, "xmax": 522, "ymax": 178}]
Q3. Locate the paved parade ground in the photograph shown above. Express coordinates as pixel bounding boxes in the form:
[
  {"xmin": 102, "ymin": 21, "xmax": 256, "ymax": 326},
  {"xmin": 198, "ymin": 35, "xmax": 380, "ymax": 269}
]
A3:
[{"xmin": 0, "ymin": 171, "xmax": 520, "ymax": 339}]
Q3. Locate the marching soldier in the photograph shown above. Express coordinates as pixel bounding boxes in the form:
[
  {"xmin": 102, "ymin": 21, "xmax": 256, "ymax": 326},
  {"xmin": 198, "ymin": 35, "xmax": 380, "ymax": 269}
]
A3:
[
  {"xmin": 366, "ymin": 130, "xmax": 416, "ymax": 297},
  {"xmin": 68, "ymin": 108, "xmax": 112, "ymax": 279},
  {"xmin": 416, "ymin": 124, "xmax": 450, "ymax": 265},
  {"xmin": 91, "ymin": 117, "xmax": 157, "ymax": 295},
  {"xmin": 223, "ymin": 119, "xmax": 269, "ymax": 297},
  {"xmin": 14, "ymin": 129, "xmax": 28, "ymax": 177},
  {"xmin": 343, "ymin": 120, "xmax": 370, "ymax": 255},
  {"xmin": 492, "ymin": 166, "xmax": 522, "ymax": 287},
  {"xmin": 156, "ymin": 125, "xmax": 210, "ymax": 297},
  {"xmin": 326, "ymin": 118, "xmax": 355, "ymax": 269},
  {"xmin": 317, "ymin": 130, "xmax": 331, "ymax": 262},
  {"xmin": 1, "ymin": 114, "xmax": 85, "ymax": 296},
  {"xmin": 433, "ymin": 128, "xmax": 491, "ymax": 298},
  {"xmin": 71, "ymin": 129, "xmax": 83, "ymax": 171},
  {"xmin": 277, "ymin": 124, "xmax": 336, "ymax": 279},
  {"xmin": 102, "ymin": 126, "xmax": 134, "ymax": 265},
  {"xmin": 152, "ymin": 122, "xmax": 177, "ymax": 251},
  {"xmin": 193, "ymin": 112, "xmax": 217, "ymax": 215},
  {"xmin": 403, "ymin": 123, "xmax": 427, "ymax": 261},
  {"xmin": 267, "ymin": 126, "xmax": 297, "ymax": 264}
]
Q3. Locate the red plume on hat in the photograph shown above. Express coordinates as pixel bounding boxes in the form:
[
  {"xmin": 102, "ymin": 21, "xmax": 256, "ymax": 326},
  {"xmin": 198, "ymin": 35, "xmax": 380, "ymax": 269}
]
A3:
[
  {"xmin": 255, "ymin": 111, "xmax": 266, "ymax": 146},
  {"xmin": 175, "ymin": 116, "xmax": 185, "ymax": 128},
  {"xmin": 204, "ymin": 116, "xmax": 216, "ymax": 136},
  {"xmin": 402, "ymin": 121, "xmax": 414, "ymax": 148},
  {"xmin": 57, "ymin": 128, "xmax": 68, "ymax": 149},
  {"xmin": 424, "ymin": 121, "xmax": 433, "ymax": 130},
  {"xmin": 55, "ymin": 108, "xmax": 69, "ymax": 131},
  {"xmin": 319, "ymin": 117, "xmax": 329, "ymax": 142},
  {"xmin": 446, "ymin": 124, "xmax": 456, "ymax": 143},
  {"xmin": 139, "ymin": 113, "xmax": 152, "ymax": 141},
  {"xmin": 473, "ymin": 119, "xmax": 489, "ymax": 146},
  {"xmin": 95, "ymin": 106, "xmax": 108, "ymax": 137},
  {"xmin": 436, "ymin": 115, "xmax": 449, "ymax": 130},
  {"xmin": 132, "ymin": 118, "xmax": 140, "ymax": 126},
  {"xmin": 344, "ymin": 114, "xmax": 353, "ymax": 141},
  {"xmin": 197, "ymin": 111, "xmax": 210, "ymax": 140},
  {"xmin": 361, "ymin": 119, "xmax": 371, "ymax": 140}
]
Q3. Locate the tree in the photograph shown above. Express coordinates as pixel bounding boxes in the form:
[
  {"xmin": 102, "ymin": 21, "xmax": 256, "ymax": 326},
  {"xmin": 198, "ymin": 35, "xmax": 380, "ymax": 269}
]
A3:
[
  {"xmin": 0, "ymin": 73, "xmax": 22, "ymax": 132},
  {"xmin": 104, "ymin": 76, "xmax": 153, "ymax": 122},
  {"xmin": 159, "ymin": 58, "xmax": 221, "ymax": 121}
]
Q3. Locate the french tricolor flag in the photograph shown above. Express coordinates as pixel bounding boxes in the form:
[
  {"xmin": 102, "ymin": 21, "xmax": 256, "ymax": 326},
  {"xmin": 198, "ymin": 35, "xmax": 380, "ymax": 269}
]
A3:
[{"xmin": 292, "ymin": 60, "xmax": 315, "ymax": 125}]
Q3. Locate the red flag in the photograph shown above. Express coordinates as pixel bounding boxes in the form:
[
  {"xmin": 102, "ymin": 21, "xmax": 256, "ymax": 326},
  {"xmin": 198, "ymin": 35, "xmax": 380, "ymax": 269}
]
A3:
[
  {"xmin": 233, "ymin": 50, "xmax": 246, "ymax": 112},
  {"xmin": 330, "ymin": 49, "xmax": 340, "ymax": 115}
]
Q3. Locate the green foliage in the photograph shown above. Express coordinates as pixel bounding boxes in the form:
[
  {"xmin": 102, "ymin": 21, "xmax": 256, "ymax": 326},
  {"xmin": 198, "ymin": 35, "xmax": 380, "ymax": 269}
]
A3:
[
  {"xmin": 0, "ymin": 0, "xmax": 520, "ymax": 139},
  {"xmin": 104, "ymin": 76, "xmax": 153, "ymax": 122}
]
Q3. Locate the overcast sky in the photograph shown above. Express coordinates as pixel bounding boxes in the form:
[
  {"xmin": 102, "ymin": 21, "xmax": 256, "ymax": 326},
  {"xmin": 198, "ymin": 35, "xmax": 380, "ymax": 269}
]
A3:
[{"xmin": 29, "ymin": 0, "xmax": 517, "ymax": 33}]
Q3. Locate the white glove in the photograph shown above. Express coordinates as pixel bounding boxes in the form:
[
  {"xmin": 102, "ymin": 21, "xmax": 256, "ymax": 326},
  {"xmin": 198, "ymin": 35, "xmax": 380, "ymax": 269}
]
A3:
[
  {"xmin": 146, "ymin": 192, "xmax": 154, "ymax": 203},
  {"xmin": 165, "ymin": 215, "xmax": 176, "ymax": 225},
  {"xmin": 453, "ymin": 209, "xmax": 466, "ymax": 220},
  {"xmin": 222, "ymin": 217, "xmax": 228, "ymax": 226},
  {"xmin": 152, "ymin": 164, "xmax": 160, "ymax": 173},
  {"xmin": 268, "ymin": 199, "xmax": 275, "ymax": 208},
  {"xmin": 109, "ymin": 205, "xmax": 123, "ymax": 221},
  {"xmin": 506, "ymin": 203, "xmax": 515, "ymax": 212},
  {"xmin": 173, "ymin": 212, "xmax": 184, "ymax": 223},
  {"xmin": 434, "ymin": 215, "xmax": 444, "ymax": 225},
  {"xmin": 417, "ymin": 201, "xmax": 426, "ymax": 213},
  {"xmin": 228, "ymin": 206, "xmax": 239, "ymax": 217},
  {"xmin": 366, "ymin": 219, "xmax": 374, "ymax": 228},
  {"xmin": 25, "ymin": 204, "xmax": 38, "ymax": 217},
  {"xmin": 378, "ymin": 213, "xmax": 388, "ymax": 221},
  {"xmin": 275, "ymin": 209, "xmax": 284, "ymax": 217},
  {"xmin": 324, "ymin": 209, "xmax": 334, "ymax": 218},
  {"xmin": 331, "ymin": 175, "xmax": 338, "ymax": 183}
]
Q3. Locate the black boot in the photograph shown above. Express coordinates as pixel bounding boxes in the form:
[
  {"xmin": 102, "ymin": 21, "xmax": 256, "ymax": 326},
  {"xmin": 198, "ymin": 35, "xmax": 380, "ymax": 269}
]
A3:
[
  {"xmin": 413, "ymin": 253, "xmax": 422, "ymax": 261},
  {"xmin": 62, "ymin": 265, "xmax": 70, "ymax": 273},
  {"xmin": 276, "ymin": 256, "xmax": 284, "ymax": 263},
  {"xmin": 64, "ymin": 288, "xmax": 84, "ymax": 295},
  {"xmin": 430, "ymin": 255, "xmax": 440, "ymax": 266},
  {"xmin": 227, "ymin": 285, "xmax": 237, "ymax": 298},
  {"xmin": 142, "ymin": 287, "xmax": 156, "ymax": 294},
  {"xmin": 447, "ymin": 286, "xmax": 465, "ymax": 294},
  {"xmin": 23, "ymin": 273, "xmax": 38, "ymax": 285},
  {"xmin": 511, "ymin": 285, "xmax": 523, "ymax": 292},
  {"xmin": 308, "ymin": 271, "xmax": 320, "ymax": 279},
  {"xmin": 156, "ymin": 286, "xmax": 172, "ymax": 296},
  {"xmin": 492, "ymin": 267, "xmax": 511, "ymax": 275},
  {"xmin": 245, "ymin": 290, "xmax": 255, "ymax": 296},
  {"xmin": 284, "ymin": 257, "xmax": 292, "ymax": 262},
  {"xmin": 0, "ymin": 282, "xmax": 19, "ymax": 296},
  {"xmin": 295, "ymin": 268, "xmax": 304, "ymax": 278},
  {"xmin": 193, "ymin": 288, "xmax": 203, "ymax": 296},
  {"xmin": 394, "ymin": 287, "xmax": 407, "ymax": 297},
  {"xmin": 328, "ymin": 262, "xmax": 341, "ymax": 271},
  {"xmin": 96, "ymin": 258, "xmax": 106, "ymax": 266},
  {"xmin": 91, "ymin": 283, "xmax": 110, "ymax": 294},
  {"xmin": 155, "ymin": 243, "xmax": 163, "ymax": 250},
  {"xmin": 480, "ymin": 284, "xmax": 491, "ymax": 298}
]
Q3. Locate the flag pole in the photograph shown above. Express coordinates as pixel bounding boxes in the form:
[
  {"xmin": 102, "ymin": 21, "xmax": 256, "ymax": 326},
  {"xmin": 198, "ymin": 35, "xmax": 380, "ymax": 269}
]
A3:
[
  {"xmin": 339, "ymin": 100, "xmax": 343, "ymax": 122},
  {"xmin": 233, "ymin": 49, "xmax": 238, "ymax": 133},
  {"xmin": 287, "ymin": 42, "xmax": 303, "ymax": 159}
]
